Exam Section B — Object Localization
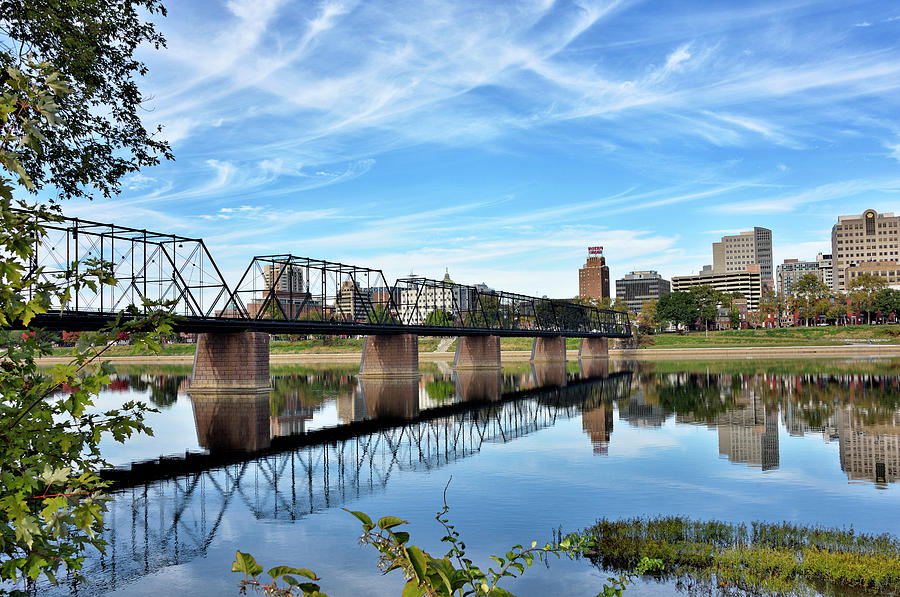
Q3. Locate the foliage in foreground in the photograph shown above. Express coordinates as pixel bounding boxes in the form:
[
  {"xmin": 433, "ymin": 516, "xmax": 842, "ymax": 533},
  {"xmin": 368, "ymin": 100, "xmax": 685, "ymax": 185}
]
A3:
[
  {"xmin": 234, "ymin": 492, "xmax": 662, "ymax": 597},
  {"xmin": 584, "ymin": 516, "xmax": 900, "ymax": 596},
  {"xmin": 0, "ymin": 4, "xmax": 170, "ymax": 589}
]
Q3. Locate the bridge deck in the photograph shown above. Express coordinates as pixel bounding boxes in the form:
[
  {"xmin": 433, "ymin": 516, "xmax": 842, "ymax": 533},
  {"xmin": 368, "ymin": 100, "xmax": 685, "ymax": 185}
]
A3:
[{"xmin": 32, "ymin": 311, "xmax": 633, "ymax": 338}]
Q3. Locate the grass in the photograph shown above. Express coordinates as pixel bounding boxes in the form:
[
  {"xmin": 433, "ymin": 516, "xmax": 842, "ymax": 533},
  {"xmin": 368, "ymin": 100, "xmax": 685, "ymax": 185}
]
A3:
[
  {"xmin": 644, "ymin": 324, "xmax": 900, "ymax": 348},
  {"xmin": 584, "ymin": 516, "xmax": 900, "ymax": 596},
  {"xmin": 43, "ymin": 325, "xmax": 900, "ymax": 357}
]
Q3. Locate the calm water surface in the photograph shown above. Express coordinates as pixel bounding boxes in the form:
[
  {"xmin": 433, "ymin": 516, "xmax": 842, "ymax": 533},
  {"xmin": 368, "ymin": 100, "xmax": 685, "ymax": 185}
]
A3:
[{"xmin": 38, "ymin": 358, "xmax": 900, "ymax": 596}]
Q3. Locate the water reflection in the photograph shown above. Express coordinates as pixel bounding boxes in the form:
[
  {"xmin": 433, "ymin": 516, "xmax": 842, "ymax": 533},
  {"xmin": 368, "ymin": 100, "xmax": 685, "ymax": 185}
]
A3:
[
  {"xmin": 620, "ymin": 362, "xmax": 900, "ymax": 485},
  {"xmin": 37, "ymin": 360, "xmax": 899, "ymax": 597},
  {"xmin": 54, "ymin": 369, "xmax": 628, "ymax": 597},
  {"xmin": 96, "ymin": 362, "xmax": 900, "ymax": 489}
]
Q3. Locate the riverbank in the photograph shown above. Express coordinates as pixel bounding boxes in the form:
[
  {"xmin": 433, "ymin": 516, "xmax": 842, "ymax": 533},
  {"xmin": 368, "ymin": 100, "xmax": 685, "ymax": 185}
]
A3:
[
  {"xmin": 46, "ymin": 324, "xmax": 900, "ymax": 359},
  {"xmin": 35, "ymin": 343, "xmax": 900, "ymax": 365}
]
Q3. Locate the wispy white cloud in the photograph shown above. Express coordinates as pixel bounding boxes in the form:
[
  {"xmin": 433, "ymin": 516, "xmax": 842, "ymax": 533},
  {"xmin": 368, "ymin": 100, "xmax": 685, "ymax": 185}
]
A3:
[
  {"xmin": 887, "ymin": 143, "xmax": 900, "ymax": 163},
  {"xmin": 709, "ymin": 177, "xmax": 900, "ymax": 215},
  {"xmin": 93, "ymin": 0, "xmax": 900, "ymax": 296}
]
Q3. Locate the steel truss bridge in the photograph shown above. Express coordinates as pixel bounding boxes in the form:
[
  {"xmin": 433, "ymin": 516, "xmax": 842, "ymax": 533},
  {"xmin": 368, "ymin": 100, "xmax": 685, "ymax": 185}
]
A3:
[
  {"xmin": 39, "ymin": 373, "xmax": 631, "ymax": 596},
  {"xmin": 23, "ymin": 212, "xmax": 630, "ymax": 338}
]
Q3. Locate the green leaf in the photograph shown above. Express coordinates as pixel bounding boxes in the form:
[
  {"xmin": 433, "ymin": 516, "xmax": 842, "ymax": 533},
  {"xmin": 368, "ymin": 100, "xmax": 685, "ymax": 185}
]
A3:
[
  {"xmin": 407, "ymin": 545, "xmax": 427, "ymax": 582},
  {"xmin": 268, "ymin": 566, "xmax": 317, "ymax": 580},
  {"xmin": 401, "ymin": 579, "xmax": 422, "ymax": 597},
  {"xmin": 346, "ymin": 510, "xmax": 372, "ymax": 527},
  {"xmin": 377, "ymin": 516, "xmax": 405, "ymax": 530},
  {"xmin": 232, "ymin": 551, "xmax": 263, "ymax": 576}
]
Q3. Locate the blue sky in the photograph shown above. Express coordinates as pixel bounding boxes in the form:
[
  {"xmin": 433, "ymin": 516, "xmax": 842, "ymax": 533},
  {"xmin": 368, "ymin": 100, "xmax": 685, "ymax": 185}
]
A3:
[{"xmin": 62, "ymin": 0, "xmax": 900, "ymax": 297}]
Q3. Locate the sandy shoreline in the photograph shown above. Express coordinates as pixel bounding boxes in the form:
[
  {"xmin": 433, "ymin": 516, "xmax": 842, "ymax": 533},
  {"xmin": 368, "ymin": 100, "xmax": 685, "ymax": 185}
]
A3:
[{"xmin": 34, "ymin": 344, "xmax": 900, "ymax": 365}]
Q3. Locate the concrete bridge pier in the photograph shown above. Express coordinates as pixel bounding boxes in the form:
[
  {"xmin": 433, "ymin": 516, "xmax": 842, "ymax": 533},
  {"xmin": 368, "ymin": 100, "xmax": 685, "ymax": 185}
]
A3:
[
  {"xmin": 454, "ymin": 336, "xmax": 501, "ymax": 369},
  {"xmin": 191, "ymin": 332, "xmax": 271, "ymax": 392},
  {"xmin": 360, "ymin": 334, "xmax": 419, "ymax": 378},
  {"xmin": 578, "ymin": 337, "xmax": 609, "ymax": 359},
  {"xmin": 531, "ymin": 336, "xmax": 566, "ymax": 362}
]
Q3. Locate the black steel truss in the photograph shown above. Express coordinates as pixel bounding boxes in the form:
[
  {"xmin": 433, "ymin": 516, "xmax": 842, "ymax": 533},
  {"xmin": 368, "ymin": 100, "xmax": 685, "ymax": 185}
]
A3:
[
  {"xmin": 21, "ymin": 210, "xmax": 231, "ymax": 318},
  {"xmin": 18, "ymin": 212, "xmax": 630, "ymax": 338}
]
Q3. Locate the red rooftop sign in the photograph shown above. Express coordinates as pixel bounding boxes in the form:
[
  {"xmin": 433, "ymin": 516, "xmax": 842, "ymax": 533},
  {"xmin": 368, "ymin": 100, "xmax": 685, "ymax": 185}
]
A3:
[{"xmin": 588, "ymin": 246, "xmax": 603, "ymax": 255}]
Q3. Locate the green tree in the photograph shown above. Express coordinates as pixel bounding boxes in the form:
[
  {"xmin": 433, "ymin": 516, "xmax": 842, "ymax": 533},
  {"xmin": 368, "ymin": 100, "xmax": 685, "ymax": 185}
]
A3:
[
  {"xmin": 367, "ymin": 303, "xmax": 399, "ymax": 325},
  {"xmin": 425, "ymin": 309, "xmax": 454, "ymax": 327},
  {"xmin": 0, "ymin": 0, "xmax": 171, "ymax": 200},
  {"xmin": 813, "ymin": 298, "xmax": 831, "ymax": 325},
  {"xmin": 689, "ymin": 285, "xmax": 721, "ymax": 337},
  {"xmin": 729, "ymin": 305, "xmax": 741, "ymax": 330},
  {"xmin": 0, "ymin": 4, "xmax": 171, "ymax": 589},
  {"xmin": 848, "ymin": 274, "xmax": 887, "ymax": 323},
  {"xmin": 656, "ymin": 291, "xmax": 699, "ymax": 332},
  {"xmin": 636, "ymin": 299, "xmax": 659, "ymax": 334},
  {"xmin": 793, "ymin": 274, "xmax": 830, "ymax": 326},
  {"xmin": 826, "ymin": 302, "xmax": 847, "ymax": 325},
  {"xmin": 874, "ymin": 288, "xmax": 900, "ymax": 321}
]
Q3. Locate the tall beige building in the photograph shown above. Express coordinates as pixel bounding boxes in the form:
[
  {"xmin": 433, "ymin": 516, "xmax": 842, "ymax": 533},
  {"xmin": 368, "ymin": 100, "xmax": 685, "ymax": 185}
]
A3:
[
  {"xmin": 831, "ymin": 209, "xmax": 900, "ymax": 291},
  {"xmin": 712, "ymin": 227, "xmax": 773, "ymax": 290},
  {"xmin": 263, "ymin": 263, "xmax": 304, "ymax": 295},
  {"xmin": 671, "ymin": 265, "xmax": 763, "ymax": 311}
]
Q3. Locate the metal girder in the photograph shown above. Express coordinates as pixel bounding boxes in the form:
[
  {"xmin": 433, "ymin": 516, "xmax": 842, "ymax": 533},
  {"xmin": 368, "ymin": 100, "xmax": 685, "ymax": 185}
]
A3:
[
  {"xmin": 17, "ymin": 211, "xmax": 631, "ymax": 338},
  {"xmin": 19, "ymin": 210, "xmax": 231, "ymax": 319}
]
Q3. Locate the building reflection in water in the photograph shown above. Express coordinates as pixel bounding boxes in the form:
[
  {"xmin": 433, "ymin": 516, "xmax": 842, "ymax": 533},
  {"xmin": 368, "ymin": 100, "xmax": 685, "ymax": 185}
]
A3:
[
  {"xmin": 107, "ymin": 366, "xmax": 900, "ymax": 487},
  {"xmin": 59, "ymin": 365, "xmax": 900, "ymax": 597},
  {"xmin": 835, "ymin": 406, "xmax": 899, "ymax": 487},
  {"xmin": 582, "ymin": 402, "xmax": 614, "ymax": 454}
]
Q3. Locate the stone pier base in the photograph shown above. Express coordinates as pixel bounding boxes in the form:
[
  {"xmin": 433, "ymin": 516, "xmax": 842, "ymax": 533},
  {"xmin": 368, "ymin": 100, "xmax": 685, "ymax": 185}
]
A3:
[
  {"xmin": 579, "ymin": 337, "xmax": 609, "ymax": 359},
  {"xmin": 454, "ymin": 336, "xmax": 501, "ymax": 369},
  {"xmin": 191, "ymin": 332, "xmax": 270, "ymax": 392},
  {"xmin": 360, "ymin": 334, "xmax": 419, "ymax": 378},
  {"xmin": 531, "ymin": 336, "xmax": 566, "ymax": 362}
]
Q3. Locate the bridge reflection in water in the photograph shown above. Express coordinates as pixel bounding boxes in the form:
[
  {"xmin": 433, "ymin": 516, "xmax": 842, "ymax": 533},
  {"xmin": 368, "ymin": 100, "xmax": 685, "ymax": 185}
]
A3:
[{"xmin": 81, "ymin": 367, "xmax": 631, "ymax": 595}]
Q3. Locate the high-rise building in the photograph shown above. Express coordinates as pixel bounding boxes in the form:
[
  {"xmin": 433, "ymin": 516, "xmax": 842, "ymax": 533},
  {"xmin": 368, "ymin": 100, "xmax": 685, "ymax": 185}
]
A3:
[
  {"xmin": 615, "ymin": 271, "xmax": 670, "ymax": 313},
  {"xmin": 671, "ymin": 265, "xmax": 763, "ymax": 311},
  {"xmin": 712, "ymin": 227, "xmax": 773, "ymax": 290},
  {"xmin": 831, "ymin": 209, "xmax": 900, "ymax": 291},
  {"xmin": 845, "ymin": 261, "xmax": 900, "ymax": 289},
  {"xmin": 578, "ymin": 246, "xmax": 610, "ymax": 300},
  {"xmin": 334, "ymin": 280, "xmax": 372, "ymax": 322},
  {"xmin": 263, "ymin": 263, "xmax": 304, "ymax": 295},
  {"xmin": 776, "ymin": 253, "xmax": 833, "ymax": 296}
]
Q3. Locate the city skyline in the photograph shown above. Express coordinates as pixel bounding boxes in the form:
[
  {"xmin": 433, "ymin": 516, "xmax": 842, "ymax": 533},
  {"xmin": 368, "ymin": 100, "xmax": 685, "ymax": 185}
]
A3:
[{"xmin": 43, "ymin": 0, "xmax": 900, "ymax": 298}]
